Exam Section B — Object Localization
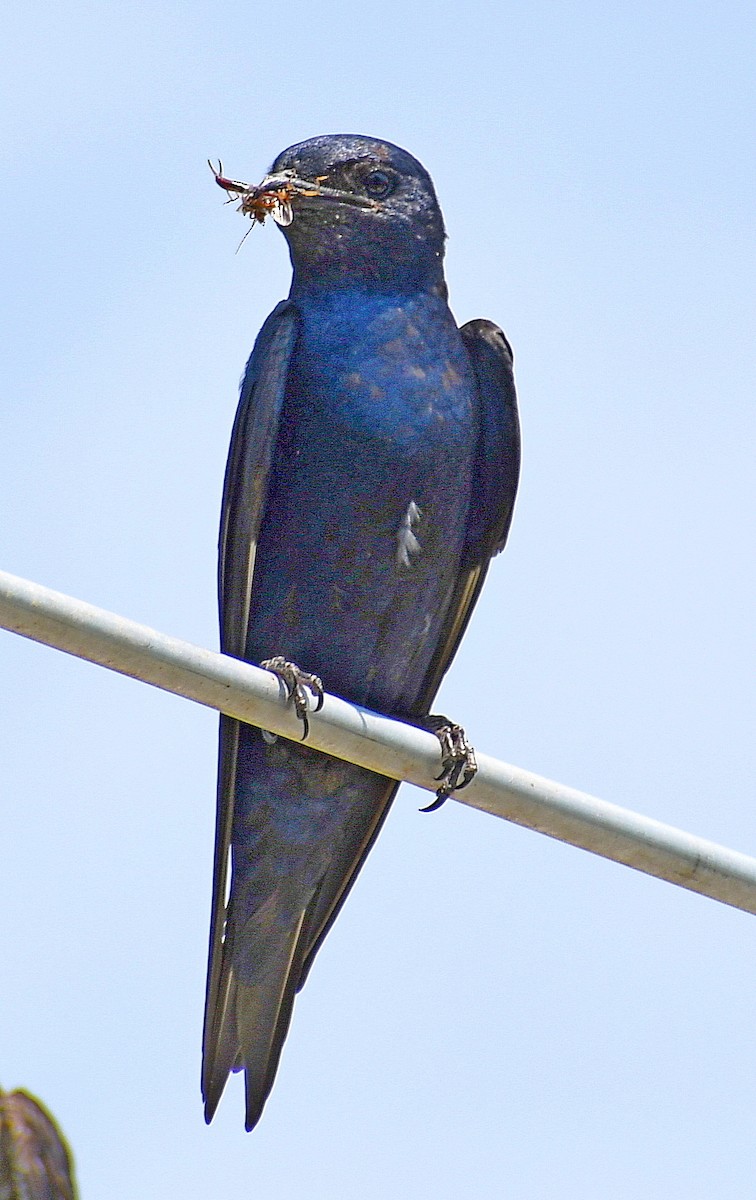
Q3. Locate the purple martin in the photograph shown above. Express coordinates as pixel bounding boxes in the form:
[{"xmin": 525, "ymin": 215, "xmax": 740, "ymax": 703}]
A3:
[{"xmin": 202, "ymin": 134, "xmax": 520, "ymax": 1130}]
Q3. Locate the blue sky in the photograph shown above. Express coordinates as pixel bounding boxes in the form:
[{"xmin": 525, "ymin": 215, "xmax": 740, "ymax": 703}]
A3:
[{"xmin": 1, "ymin": 1, "xmax": 754, "ymax": 1195}]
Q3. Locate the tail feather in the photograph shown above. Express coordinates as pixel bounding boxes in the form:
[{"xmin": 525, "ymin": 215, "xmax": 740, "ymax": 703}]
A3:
[
  {"xmin": 202, "ymin": 911, "xmax": 306, "ymax": 1131},
  {"xmin": 202, "ymin": 964, "xmax": 240, "ymax": 1123},
  {"xmin": 238, "ymin": 911, "xmax": 305, "ymax": 1131}
]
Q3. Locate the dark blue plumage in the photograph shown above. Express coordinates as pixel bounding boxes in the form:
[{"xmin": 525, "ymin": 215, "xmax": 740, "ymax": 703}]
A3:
[{"xmin": 202, "ymin": 134, "xmax": 520, "ymax": 1130}]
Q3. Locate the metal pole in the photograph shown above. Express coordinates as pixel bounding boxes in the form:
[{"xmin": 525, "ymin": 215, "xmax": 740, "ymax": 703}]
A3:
[{"xmin": 1, "ymin": 566, "xmax": 755, "ymax": 916}]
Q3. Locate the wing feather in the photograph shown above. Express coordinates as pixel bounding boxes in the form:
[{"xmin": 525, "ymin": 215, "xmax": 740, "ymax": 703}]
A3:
[{"xmin": 202, "ymin": 302, "xmax": 299, "ymax": 1120}]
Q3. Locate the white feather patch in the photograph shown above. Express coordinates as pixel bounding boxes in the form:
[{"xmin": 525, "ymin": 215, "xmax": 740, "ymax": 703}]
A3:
[{"xmin": 397, "ymin": 500, "xmax": 422, "ymax": 567}]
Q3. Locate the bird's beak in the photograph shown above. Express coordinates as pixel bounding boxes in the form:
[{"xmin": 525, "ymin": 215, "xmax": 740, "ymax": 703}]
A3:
[{"xmin": 210, "ymin": 161, "xmax": 376, "ymax": 227}]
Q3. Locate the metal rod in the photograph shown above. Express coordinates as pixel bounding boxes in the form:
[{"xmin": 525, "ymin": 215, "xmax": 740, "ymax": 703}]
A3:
[{"xmin": 1, "ymin": 566, "xmax": 755, "ymax": 916}]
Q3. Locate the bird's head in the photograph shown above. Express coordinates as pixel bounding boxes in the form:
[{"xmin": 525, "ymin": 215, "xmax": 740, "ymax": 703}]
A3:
[{"xmin": 214, "ymin": 134, "xmax": 447, "ymax": 294}]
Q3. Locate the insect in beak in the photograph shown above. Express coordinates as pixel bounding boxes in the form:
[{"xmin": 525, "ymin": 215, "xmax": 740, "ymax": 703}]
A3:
[{"xmin": 208, "ymin": 160, "xmax": 294, "ymax": 227}]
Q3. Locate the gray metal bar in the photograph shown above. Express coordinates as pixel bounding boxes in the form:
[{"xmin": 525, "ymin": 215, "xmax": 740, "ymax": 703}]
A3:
[{"xmin": 1, "ymin": 566, "xmax": 755, "ymax": 916}]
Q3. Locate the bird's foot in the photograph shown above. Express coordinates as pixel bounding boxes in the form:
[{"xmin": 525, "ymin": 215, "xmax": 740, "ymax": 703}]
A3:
[
  {"xmin": 261, "ymin": 656, "xmax": 324, "ymax": 740},
  {"xmin": 419, "ymin": 715, "xmax": 478, "ymax": 812}
]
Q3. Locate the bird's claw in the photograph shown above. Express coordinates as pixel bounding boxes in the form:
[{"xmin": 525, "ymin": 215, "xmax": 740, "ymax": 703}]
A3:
[
  {"xmin": 261, "ymin": 656, "xmax": 324, "ymax": 740},
  {"xmin": 419, "ymin": 715, "xmax": 478, "ymax": 812}
]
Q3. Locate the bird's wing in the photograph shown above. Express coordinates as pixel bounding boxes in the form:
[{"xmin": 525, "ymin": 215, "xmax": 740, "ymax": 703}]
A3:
[
  {"xmin": 217, "ymin": 301, "xmax": 299, "ymax": 653},
  {"xmin": 461, "ymin": 319, "xmax": 520, "ymax": 557},
  {"xmin": 202, "ymin": 301, "xmax": 299, "ymax": 1120},
  {"xmin": 416, "ymin": 318, "xmax": 521, "ymax": 706},
  {"xmin": 296, "ymin": 319, "xmax": 520, "ymax": 989}
]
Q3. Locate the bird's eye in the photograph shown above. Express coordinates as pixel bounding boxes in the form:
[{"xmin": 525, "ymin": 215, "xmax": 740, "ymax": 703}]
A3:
[{"xmin": 363, "ymin": 169, "xmax": 395, "ymax": 199}]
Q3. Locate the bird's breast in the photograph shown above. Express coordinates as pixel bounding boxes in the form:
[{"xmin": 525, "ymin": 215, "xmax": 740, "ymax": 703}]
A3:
[{"xmin": 290, "ymin": 289, "xmax": 477, "ymax": 455}]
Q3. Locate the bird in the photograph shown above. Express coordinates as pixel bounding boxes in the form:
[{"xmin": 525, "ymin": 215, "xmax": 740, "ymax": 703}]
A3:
[{"xmin": 202, "ymin": 134, "xmax": 521, "ymax": 1131}]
